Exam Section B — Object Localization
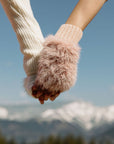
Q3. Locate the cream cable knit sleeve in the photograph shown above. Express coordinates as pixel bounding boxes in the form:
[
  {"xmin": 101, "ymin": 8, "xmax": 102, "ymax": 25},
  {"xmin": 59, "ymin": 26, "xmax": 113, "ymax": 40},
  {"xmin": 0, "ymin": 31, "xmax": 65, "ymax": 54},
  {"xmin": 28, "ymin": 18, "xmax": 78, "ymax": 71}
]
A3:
[{"xmin": 0, "ymin": 0, "xmax": 44, "ymax": 95}]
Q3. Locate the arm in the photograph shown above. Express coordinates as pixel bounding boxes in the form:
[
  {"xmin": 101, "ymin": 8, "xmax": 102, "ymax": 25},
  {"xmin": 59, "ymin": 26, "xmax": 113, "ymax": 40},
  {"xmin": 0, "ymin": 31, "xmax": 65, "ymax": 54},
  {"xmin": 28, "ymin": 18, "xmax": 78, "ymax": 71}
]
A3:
[
  {"xmin": 66, "ymin": 0, "xmax": 107, "ymax": 30},
  {"xmin": 0, "ymin": 0, "xmax": 44, "ymax": 95},
  {"xmin": 32, "ymin": 0, "xmax": 108, "ymax": 104}
]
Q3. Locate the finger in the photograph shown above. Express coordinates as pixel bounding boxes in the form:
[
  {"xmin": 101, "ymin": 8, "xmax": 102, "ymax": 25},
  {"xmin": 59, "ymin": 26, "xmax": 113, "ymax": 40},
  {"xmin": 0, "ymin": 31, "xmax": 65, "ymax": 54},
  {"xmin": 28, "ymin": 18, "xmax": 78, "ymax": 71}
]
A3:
[
  {"xmin": 39, "ymin": 100, "xmax": 44, "ymax": 104},
  {"xmin": 38, "ymin": 99, "xmax": 44, "ymax": 104},
  {"xmin": 44, "ymin": 90, "xmax": 51, "ymax": 101},
  {"xmin": 49, "ymin": 92, "xmax": 60, "ymax": 101},
  {"xmin": 44, "ymin": 95, "xmax": 49, "ymax": 101},
  {"xmin": 50, "ymin": 94, "xmax": 59, "ymax": 101},
  {"xmin": 39, "ymin": 95, "xmax": 45, "ymax": 101},
  {"xmin": 36, "ymin": 91, "xmax": 43, "ymax": 98},
  {"xmin": 49, "ymin": 95, "xmax": 55, "ymax": 101},
  {"xmin": 38, "ymin": 95, "xmax": 45, "ymax": 104},
  {"xmin": 49, "ymin": 97, "xmax": 55, "ymax": 101},
  {"xmin": 32, "ymin": 85, "xmax": 38, "ymax": 97}
]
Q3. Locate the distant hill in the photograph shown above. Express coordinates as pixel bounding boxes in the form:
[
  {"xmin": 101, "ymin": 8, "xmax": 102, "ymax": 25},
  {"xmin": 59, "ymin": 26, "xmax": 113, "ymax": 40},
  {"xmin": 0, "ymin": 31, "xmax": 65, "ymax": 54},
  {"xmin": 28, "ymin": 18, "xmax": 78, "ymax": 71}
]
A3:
[
  {"xmin": 0, "ymin": 119, "xmax": 114, "ymax": 144},
  {"xmin": 0, "ymin": 119, "xmax": 85, "ymax": 143}
]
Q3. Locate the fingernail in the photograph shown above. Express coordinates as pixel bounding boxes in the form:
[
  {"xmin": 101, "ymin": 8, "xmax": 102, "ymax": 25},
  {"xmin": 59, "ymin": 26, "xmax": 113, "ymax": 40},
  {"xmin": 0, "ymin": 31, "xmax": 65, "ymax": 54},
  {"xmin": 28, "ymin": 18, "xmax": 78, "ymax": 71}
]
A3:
[{"xmin": 32, "ymin": 85, "xmax": 38, "ymax": 96}]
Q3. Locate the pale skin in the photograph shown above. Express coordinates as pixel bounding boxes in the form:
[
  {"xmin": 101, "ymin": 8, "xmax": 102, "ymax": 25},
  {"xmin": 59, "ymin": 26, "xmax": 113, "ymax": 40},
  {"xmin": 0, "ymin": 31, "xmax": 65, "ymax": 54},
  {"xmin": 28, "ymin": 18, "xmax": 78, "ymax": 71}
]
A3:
[
  {"xmin": 37, "ymin": 0, "xmax": 107, "ymax": 104},
  {"xmin": 66, "ymin": 0, "xmax": 107, "ymax": 30}
]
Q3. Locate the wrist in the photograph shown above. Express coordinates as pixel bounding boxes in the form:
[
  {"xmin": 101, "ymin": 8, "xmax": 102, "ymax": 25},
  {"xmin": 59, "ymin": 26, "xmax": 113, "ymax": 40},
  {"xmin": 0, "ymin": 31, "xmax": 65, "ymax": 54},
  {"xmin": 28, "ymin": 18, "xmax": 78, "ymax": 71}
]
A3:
[{"xmin": 55, "ymin": 24, "xmax": 83, "ymax": 44}]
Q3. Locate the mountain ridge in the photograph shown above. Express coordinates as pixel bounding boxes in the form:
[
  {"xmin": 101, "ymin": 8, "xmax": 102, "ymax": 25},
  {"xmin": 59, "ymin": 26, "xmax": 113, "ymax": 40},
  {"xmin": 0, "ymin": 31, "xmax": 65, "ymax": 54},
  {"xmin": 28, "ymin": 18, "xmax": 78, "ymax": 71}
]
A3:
[
  {"xmin": 0, "ymin": 101, "xmax": 114, "ymax": 143},
  {"xmin": 41, "ymin": 101, "xmax": 114, "ymax": 130}
]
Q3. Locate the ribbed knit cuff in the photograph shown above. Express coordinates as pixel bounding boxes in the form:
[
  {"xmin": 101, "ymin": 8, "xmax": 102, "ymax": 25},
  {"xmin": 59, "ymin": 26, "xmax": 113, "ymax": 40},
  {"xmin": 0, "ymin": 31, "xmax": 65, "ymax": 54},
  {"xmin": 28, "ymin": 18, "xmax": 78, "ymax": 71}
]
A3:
[{"xmin": 55, "ymin": 24, "xmax": 83, "ymax": 44}]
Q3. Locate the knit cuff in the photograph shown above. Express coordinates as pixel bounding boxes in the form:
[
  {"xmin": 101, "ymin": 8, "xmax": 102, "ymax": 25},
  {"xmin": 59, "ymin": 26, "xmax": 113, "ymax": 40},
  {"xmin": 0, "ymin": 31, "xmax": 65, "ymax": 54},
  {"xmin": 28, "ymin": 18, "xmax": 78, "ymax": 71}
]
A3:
[{"xmin": 55, "ymin": 24, "xmax": 83, "ymax": 44}]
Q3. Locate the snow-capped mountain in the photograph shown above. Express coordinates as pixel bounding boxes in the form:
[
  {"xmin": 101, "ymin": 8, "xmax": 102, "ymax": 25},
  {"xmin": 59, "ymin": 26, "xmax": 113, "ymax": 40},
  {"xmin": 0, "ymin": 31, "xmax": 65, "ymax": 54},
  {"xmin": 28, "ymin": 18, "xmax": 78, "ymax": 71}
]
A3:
[
  {"xmin": 0, "ymin": 101, "xmax": 114, "ymax": 143},
  {"xmin": 1, "ymin": 101, "xmax": 114, "ymax": 131},
  {"xmin": 41, "ymin": 101, "xmax": 114, "ymax": 130}
]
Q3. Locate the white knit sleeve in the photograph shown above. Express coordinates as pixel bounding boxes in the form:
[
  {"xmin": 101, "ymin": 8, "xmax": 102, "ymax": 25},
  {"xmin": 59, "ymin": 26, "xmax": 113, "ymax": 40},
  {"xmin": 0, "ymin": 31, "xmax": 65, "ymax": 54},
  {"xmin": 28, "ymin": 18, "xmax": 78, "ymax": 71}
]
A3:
[
  {"xmin": 0, "ymin": 0, "xmax": 44, "ymax": 76},
  {"xmin": 0, "ymin": 0, "xmax": 44, "ymax": 95}
]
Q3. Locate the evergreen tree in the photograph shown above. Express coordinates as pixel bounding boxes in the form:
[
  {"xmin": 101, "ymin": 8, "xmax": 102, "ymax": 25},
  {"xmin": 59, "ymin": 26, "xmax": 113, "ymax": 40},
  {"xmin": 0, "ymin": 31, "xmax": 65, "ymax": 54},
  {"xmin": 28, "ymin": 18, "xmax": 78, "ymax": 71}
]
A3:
[
  {"xmin": 38, "ymin": 135, "xmax": 88, "ymax": 144},
  {"xmin": 8, "ymin": 138, "xmax": 17, "ymax": 144},
  {"xmin": 89, "ymin": 138, "xmax": 96, "ymax": 144},
  {"xmin": 46, "ymin": 135, "xmax": 55, "ymax": 144},
  {"xmin": 54, "ymin": 136, "xmax": 63, "ymax": 144},
  {"xmin": 75, "ymin": 136, "xmax": 86, "ymax": 144},
  {"xmin": 63, "ymin": 135, "xmax": 76, "ymax": 144},
  {"xmin": 0, "ymin": 131, "xmax": 7, "ymax": 144},
  {"xmin": 105, "ymin": 140, "xmax": 112, "ymax": 144},
  {"xmin": 39, "ymin": 137, "xmax": 46, "ymax": 144}
]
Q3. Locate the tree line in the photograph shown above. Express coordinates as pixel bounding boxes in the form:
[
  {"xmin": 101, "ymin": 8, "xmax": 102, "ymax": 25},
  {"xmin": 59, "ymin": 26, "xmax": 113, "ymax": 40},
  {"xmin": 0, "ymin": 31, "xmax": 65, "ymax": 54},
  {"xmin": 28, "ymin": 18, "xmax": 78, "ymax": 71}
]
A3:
[
  {"xmin": 0, "ymin": 132, "xmax": 112, "ymax": 144},
  {"xmin": 38, "ymin": 135, "xmax": 112, "ymax": 144}
]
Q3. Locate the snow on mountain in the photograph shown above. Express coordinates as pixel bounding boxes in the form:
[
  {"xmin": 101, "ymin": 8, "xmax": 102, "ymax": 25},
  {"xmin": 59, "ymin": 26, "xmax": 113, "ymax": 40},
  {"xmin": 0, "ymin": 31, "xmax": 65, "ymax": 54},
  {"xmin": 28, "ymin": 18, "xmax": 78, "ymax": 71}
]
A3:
[
  {"xmin": 0, "ymin": 107, "xmax": 8, "ymax": 119},
  {"xmin": 1, "ymin": 101, "xmax": 114, "ymax": 131},
  {"xmin": 41, "ymin": 101, "xmax": 114, "ymax": 130}
]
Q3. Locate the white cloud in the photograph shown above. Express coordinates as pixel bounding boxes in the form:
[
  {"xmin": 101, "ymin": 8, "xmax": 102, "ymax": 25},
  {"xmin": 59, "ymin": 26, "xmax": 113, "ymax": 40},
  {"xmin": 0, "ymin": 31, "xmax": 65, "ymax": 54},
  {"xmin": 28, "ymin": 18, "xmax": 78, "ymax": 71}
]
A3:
[{"xmin": 0, "ymin": 107, "xmax": 8, "ymax": 119}]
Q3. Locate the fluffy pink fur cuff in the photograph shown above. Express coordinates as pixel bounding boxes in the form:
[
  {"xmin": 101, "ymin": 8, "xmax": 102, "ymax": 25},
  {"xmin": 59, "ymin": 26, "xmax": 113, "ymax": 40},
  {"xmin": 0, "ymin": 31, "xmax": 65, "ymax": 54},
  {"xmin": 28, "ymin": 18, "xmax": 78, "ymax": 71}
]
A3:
[{"xmin": 32, "ymin": 24, "xmax": 83, "ymax": 97}]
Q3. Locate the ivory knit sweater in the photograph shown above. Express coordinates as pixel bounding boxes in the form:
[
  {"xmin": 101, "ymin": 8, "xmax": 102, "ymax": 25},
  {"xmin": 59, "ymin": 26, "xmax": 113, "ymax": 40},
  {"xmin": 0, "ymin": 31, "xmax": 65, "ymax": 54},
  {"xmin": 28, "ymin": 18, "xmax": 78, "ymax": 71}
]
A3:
[{"xmin": 0, "ymin": 0, "xmax": 44, "ymax": 95}]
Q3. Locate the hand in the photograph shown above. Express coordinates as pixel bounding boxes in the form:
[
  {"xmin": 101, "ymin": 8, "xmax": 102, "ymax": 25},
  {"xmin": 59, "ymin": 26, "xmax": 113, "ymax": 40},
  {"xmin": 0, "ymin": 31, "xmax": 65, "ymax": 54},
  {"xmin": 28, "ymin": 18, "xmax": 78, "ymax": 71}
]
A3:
[
  {"xmin": 32, "ymin": 84, "xmax": 60, "ymax": 104},
  {"xmin": 31, "ymin": 31, "xmax": 81, "ymax": 104}
]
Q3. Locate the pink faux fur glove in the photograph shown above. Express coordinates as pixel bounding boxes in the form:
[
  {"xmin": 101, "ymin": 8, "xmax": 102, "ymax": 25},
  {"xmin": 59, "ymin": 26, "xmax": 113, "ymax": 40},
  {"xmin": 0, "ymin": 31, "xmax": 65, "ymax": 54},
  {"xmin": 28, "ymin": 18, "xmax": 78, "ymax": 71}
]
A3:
[{"xmin": 32, "ymin": 24, "xmax": 83, "ymax": 103}]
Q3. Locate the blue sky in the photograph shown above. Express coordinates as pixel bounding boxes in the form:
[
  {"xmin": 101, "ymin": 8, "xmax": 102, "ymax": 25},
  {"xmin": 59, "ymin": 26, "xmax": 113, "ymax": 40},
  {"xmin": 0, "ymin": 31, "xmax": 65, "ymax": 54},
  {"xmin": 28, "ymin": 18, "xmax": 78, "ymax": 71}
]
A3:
[{"xmin": 0, "ymin": 0, "xmax": 114, "ymax": 106}]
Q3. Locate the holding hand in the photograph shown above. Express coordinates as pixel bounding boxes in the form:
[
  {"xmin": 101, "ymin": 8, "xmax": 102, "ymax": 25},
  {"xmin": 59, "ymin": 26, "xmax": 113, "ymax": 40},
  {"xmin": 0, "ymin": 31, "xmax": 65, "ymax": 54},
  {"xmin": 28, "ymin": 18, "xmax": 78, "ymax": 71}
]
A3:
[
  {"xmin": 0, "ymin": 0, "xmax": 107, "ymax": 104},
  {"xmin": 32, "ymin": 0, "xmax": 108, "ymax": 104},
  {"xmin": 32, "ymin": 24, "xmax": 83, "ymax": 104}
]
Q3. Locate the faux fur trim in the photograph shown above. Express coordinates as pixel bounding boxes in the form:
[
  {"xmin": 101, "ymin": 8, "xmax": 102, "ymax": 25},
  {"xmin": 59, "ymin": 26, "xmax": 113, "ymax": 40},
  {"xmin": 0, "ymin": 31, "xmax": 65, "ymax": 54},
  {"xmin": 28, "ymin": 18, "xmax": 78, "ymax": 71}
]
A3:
[{"xmin": 34, "ymin": 35, "xmax": 81, "ymax": 93}]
